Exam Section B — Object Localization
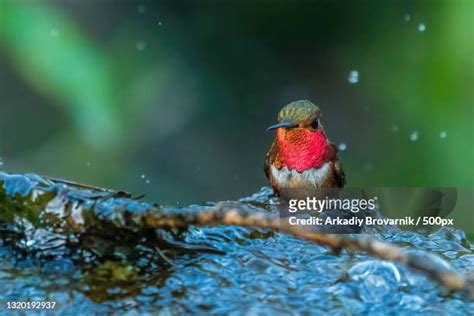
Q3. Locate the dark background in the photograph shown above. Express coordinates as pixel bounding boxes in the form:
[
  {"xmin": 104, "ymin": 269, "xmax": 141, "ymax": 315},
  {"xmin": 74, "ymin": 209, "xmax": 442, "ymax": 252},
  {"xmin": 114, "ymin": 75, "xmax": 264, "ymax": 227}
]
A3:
[{"xmin": 1, "ymin": 0, "xmax": 473, "ymax": 205}]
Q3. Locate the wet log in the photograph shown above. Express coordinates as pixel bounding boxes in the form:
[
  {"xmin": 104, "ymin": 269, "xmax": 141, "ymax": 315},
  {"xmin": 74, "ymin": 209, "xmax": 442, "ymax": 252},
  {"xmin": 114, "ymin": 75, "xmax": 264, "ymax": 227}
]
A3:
[{"xmin": 0, "ymin": 172, "xmax": 472, "ymax": 297}]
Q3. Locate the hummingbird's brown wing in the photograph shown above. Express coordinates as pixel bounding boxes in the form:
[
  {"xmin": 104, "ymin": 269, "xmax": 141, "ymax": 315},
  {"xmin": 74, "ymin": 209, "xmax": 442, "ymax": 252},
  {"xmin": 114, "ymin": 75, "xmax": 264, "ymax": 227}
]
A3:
[
  {"xmin": 263, "ymin": 140, "xmax": 284, "ymax": 196},
  {"xmin": 328, "ymin": 143, "xmax": 346, "ymax": 187}
]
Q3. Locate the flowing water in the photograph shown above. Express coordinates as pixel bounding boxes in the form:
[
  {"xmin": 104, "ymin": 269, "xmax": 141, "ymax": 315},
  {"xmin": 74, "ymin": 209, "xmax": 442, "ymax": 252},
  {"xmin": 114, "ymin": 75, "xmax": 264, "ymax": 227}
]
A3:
[{"xmin": 0, "ymin": 173, "xmax": 472, "ymax": 315}]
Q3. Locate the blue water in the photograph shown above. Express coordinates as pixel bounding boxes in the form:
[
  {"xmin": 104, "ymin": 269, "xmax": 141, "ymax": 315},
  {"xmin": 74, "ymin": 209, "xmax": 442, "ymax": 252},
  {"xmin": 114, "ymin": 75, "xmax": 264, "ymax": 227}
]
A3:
[{"xmin": 0, "ymin": 174, "xmax": 472, "ymax": 314}]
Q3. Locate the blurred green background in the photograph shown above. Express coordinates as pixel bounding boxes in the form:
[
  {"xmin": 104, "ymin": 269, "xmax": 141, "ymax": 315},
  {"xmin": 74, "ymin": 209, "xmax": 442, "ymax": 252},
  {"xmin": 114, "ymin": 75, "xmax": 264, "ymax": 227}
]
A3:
[{"xmin": 0, "ymin": 0, "xmax": 473, "ymax": 206}]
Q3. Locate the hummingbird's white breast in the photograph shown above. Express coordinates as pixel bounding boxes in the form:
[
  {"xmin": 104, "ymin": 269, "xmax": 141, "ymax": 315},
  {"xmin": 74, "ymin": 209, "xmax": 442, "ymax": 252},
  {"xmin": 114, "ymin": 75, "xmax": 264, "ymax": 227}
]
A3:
[{"xmin": 270, "ymin": 162, "xmax": 331, "ymax": 189}]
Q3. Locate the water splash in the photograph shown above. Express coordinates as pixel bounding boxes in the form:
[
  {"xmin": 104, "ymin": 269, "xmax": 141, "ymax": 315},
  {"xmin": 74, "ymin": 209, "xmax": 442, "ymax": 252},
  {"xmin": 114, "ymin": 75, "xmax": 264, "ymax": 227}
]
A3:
[
  {"xmin": 50, "ymin": 28, "xmax": 60, "ymax": 37},
  {"xmin": 136, "ymin": 41, "xmax": 147, "ymax": 51},
  {"xmin": 418, "ymin": 23, "xmax": 426, "ymax": 32},
  {"xmin": 349, "ymin": 261, "xmax": 402, "ymax": 303},
  {"xmin": 137, "ymin": 5, "xmax": 146, "ymax": 14},
  {"xmin": 348, "ymin": 70, "xmax": 359, "ymax": 84},
  {"xmin": 141, "ymin": 174, "xmax": 150, "ymax": 184},
  {"xmin": 410, "ymin": 131, "xmax": 419, "ymax": 142}
]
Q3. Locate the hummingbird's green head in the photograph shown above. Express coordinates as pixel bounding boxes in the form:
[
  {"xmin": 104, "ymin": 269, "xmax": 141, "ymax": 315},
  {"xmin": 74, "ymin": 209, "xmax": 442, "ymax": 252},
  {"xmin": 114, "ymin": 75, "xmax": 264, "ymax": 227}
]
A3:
[{"xmin": 267, "ymin": 100, "xmax": 322, "ymax": 131}]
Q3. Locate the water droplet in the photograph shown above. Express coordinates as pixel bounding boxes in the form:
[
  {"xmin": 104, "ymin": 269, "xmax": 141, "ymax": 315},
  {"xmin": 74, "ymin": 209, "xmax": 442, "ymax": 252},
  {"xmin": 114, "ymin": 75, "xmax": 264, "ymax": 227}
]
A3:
[
  {"xmin": 410, "ymin": 131, "xmax": 419, "ymax": 141},
  {"xmin": 145, "ymin": 179, "xmax": 151, "ymax": 184},
  {"xmin": 391, "ymin": 124, "xmax": 399, "ymax": 132},
  {"xmin": 136, "ymin": 41, "xmax": 147, "ymax": 51},
  {"xmin": 404, "ymin": 14, "xmax": 411, "ymax": 22},
  {"xmin": 0, "ymin": 157, "xmax": 3, "ymax": 169},
  {"xmin": 338, "ymin": 143, "xmax": 347, "ymax": 151},
  {"xmin": 141, "ymin": 174, "xmax": 146, "ymax": 179},
  {"xmin": 50, "ymin": 28, "xmax": 60, "ymax": 37},
  {"xmin": 439, "ymin": 131, "xmax": 447, "ymax": 139},
  {"xmin": 137, "ymin": 5, "xmax": 146, "ymax": 14},
  {"xmin": 86, "ymin": 162, "xmax": 91, "ymax": 167},
  {"xmin": 417, "ymin": 23, "xmax": 426, "ymax": 32},
  {"xmin": 347, "ymin": 70, "xmax": 359, "ymax": 84},
  {"xmin": 158, "ymin": 21, "xmax": 163, "ymax": 27}
]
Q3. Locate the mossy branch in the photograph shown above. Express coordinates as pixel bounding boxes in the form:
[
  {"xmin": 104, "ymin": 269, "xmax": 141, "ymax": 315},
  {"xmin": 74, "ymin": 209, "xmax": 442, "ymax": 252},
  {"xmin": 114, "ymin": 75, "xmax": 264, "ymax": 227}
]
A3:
[{"xmin": 0, "ymin": 173, "xmax": 472, "ymax": 298}]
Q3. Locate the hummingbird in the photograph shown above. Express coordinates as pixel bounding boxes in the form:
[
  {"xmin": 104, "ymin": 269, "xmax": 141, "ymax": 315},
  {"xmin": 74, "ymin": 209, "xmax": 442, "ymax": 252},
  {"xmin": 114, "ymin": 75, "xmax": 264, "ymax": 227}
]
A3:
[{"xmin": 264, "ymin": 100, "xmax": 345, "ymax": 200}]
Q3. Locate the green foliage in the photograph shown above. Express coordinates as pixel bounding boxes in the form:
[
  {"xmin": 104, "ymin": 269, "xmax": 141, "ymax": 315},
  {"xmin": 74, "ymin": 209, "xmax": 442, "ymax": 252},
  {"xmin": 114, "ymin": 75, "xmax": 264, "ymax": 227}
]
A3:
[
  {"xmin": 1, "ymin": 2, "xmax": 119, "ymax": 147},
  {"xmin": 0, "ymin": 180, "xmax": 54, "ymax": 227},
  {"xmin": 0, "ymin": 0, "xmax": 472, "ymax": 207}
]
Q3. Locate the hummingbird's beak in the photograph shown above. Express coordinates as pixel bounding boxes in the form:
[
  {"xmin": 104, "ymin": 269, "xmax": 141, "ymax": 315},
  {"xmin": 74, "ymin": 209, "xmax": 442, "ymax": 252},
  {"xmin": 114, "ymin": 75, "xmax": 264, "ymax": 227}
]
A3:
[{"xmin": 266, "ymin": 121, "xmax": 296, "ymax": 131}]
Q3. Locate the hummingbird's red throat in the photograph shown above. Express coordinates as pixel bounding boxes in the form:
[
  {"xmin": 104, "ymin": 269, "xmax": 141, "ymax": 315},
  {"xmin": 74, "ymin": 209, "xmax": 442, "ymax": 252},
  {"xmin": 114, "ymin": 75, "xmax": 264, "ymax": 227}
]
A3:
[{"xmin": 276, "ymin": 128, "xmax": 331, "ymax": 172}]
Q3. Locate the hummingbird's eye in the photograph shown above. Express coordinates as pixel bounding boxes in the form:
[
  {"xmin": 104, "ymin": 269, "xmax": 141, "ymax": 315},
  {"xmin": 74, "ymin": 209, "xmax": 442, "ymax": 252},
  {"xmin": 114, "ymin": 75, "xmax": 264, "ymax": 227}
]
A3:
[{"xmin": 310, "ymin": 119, "xmax": 319, "ymax": 129}]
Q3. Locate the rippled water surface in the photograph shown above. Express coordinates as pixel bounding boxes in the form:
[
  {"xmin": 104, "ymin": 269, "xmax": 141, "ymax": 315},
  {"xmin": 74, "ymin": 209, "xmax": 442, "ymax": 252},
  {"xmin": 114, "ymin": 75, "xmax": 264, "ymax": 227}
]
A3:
[{"xmin": 0, "ymin": 173, "xmax": 472, "ymax": 314}]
